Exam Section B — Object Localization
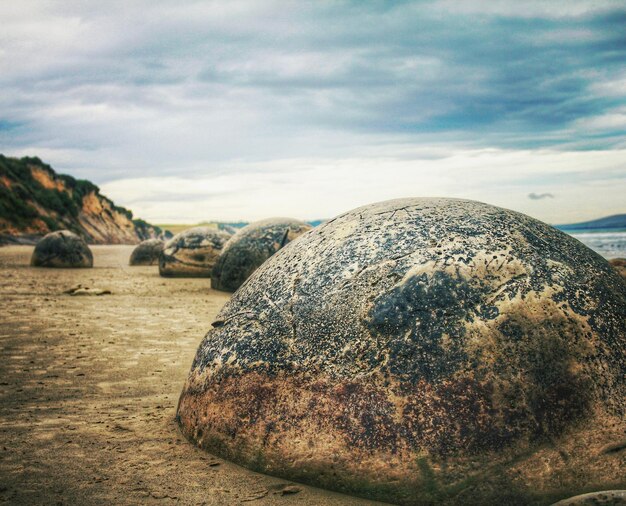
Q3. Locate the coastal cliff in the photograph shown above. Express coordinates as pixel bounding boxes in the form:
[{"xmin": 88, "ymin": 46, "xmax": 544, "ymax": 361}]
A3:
[{"xmin": 0, "ymin": 155, "xmax": 164, "ymax": 245}]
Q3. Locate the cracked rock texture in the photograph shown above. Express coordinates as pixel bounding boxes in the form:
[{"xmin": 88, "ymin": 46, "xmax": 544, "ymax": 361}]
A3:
[
  {"xmin": 211, "ymin": 218, "xmax": 312, "ymax": 292},
  {"xmin": 159, "ymin": 227, "xmax": 229, "ymax": 278},
  {"xmin": 129, "ymin": 239, "xmax": 164, "ymax": 266},
  {"xmin": 178, "ymin": 198, "xmax": 626, "ymax": 505},
  {"xmin": 30, "ymin": 230, "xmax": 93, "ymax": 268}
]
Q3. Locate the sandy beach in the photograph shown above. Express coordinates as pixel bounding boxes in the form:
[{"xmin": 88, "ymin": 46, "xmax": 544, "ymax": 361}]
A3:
[{"xmin": 0, "ymin": 245, "xmax": 383, "ymax": 505}]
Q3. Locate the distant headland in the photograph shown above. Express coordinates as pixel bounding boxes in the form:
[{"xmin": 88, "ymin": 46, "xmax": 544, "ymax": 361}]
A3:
[
  {"xmin": 555, "ymin": 214, "xmax": 626, "ymax": 233},
  {"xmin": 0, "ymin": 155, "xmax": 166, "ymax": 245}
]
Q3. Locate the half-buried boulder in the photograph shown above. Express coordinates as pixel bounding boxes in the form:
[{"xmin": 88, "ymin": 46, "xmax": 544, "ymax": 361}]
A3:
[
  {"xmin": 31, "ymin": 230, "xmax": 93, "ymax": 268},
  {"xmin": 211, "ymin": 218, "xmax": 311, "ymax": 292},
  {"xmin": 159, "ymin": 227, "xmax": 229, "ymax": 278},
  {"xmin": 178, "ymin": 198, "xmax": 626, "ymax": 505},
  {"xmin": 552, "ymin": 490, "xmax": 626, "ymax": 506},
  {"xmin": 129, "ymin": 239, "xmax": 164, "ymax": 266},
  {"xmin": 609, "ymin": 258, "xmax": 626, "ymax": 279}
]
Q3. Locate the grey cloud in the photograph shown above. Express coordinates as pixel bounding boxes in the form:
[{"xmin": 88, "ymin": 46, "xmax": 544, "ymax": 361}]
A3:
[
  {"xmin": 1, "ymin": 0, "xmax": 625, "ymax": 181},
  {"xmin": 528, "ymin": 192, "xmax": 555, "ymax": 200}
]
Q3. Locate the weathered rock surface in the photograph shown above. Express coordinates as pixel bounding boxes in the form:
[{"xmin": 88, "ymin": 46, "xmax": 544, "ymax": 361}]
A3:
[
  {"xmin": 552, "ymin": 490, "xmax": 626, "ymax": 505},
  {"xmin": 211, "ymin": 218, "xmax": 311, "ymax": 292},
  {"xmin": 159, "ymin": 227, "xmax": 229, "ymax": 278},
  {"xmin": 129, "ymin": 239, "xmax": 164, "ymax": 266},
  {"xmin": 31, "ymin": 230, "xmax": 93, "ymax": 268},
  {"xmin": 609, "ymin": 258, "xmax": 626, "ymax": 279},
  {"xmin": 178, "ymin": 198, "xmax": 626, "ymax": 505}
]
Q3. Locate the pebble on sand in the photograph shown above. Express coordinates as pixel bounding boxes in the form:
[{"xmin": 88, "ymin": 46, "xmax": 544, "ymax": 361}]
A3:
[{"xmin": 64, "ymin": 284, "xmax": 111, "ymax": 296}]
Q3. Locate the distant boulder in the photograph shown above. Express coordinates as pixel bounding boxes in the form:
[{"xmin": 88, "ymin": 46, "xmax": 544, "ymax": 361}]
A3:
[
  {"xmin": 609, "ymin": 258, "xmax": 626, "ymax": 279},
  {"xmin": 159, "ymin": 227, "xmax": 229, "ymax": 278},
  {"xmin": 129, "ymin": 239, "xmax": 164, "ymax": 266},
  {"xmin": 217, "ymin": 224, "xmax": 238, "ymax": 235},
  {"xmin": 31, "ymin": 230, "xmax": 93, "ymax": 268},
  {"xmin": 211, "ymin": 218, "xmax": 311, "ymax": 292}
]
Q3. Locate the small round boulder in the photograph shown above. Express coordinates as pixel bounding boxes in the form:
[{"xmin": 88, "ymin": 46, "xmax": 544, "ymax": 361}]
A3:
[
  {"xmin": 609, "ymin": 258, "xmax": 626, "ymax": 279},
  {"xmin": 129, "ymin": 239, "xmax": 164, "ymax": 266},
  {"xmin": 178, "ymin": 198, "xmax": 626, "ymax": 505},
  {"xmin": 159, "ymin": 227, "xmax": 229, "ymax": 278},
  {"xmin": 31, "ymin": 230, "xmax": 93, "ymax": 268},
  {"xmin": 211, "ymin": 218, "xmax": 311, "ymax": 292}
]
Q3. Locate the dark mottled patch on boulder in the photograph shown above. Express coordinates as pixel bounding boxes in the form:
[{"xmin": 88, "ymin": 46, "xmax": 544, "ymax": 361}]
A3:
[
  {"xmin": 178, "ymin": 198, "xmax": 626, "ymax": 505},
  {"xmin": 129, "ymin": 239, "xmax": 164, "ymax": 266},
  {"xmin": 159, "ymin": 227, "xmax": 229, "ymax": 278},
  {"xmin": 211, "ymin": 218, "xmax": 311, "ymax": 292},
  {"xmin": 366, "ymin": 271, "xmax": 482, "ymax": 382},
  {"xmin": 30, "ymin": 230, "xmax": 93, "ymax": 268}
]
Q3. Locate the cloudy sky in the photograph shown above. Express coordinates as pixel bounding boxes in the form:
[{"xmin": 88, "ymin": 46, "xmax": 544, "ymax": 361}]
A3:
[{"xmin": 1, "ymin": 1, "xmax": 625, "ymax": 224}]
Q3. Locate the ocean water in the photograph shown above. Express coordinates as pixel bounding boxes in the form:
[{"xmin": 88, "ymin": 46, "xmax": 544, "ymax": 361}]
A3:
[{"xmin": 565, "ymin": 231, "xmax": 626, "ymax": 259}]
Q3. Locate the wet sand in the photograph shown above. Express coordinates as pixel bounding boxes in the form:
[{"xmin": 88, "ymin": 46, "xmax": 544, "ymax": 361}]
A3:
[{"xmin": 0, "ymin": 245, "xmax": 383, "ymax": 505}]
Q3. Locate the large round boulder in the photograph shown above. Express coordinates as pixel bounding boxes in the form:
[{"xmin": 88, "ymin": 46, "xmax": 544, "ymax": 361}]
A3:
[
  {"xmin": 129, "ymin": 239, "xmax": 164, "ymax": 266},
  {"xmin": 159, "ymin": 227, "xmax": 229, "ymax": 278},
  {"xmin": 31, "ymin": 230, "xmax": 93, "ymax": 268},
  {"xmin": 178, "ymin": 198, "xmax": 626, "ymax": 505},
  {"xmin": 211, "ymin": 218, "xmax": 311, "ymax": 292}
]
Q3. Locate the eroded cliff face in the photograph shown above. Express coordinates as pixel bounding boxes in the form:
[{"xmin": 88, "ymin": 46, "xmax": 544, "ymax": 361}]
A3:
[
  {"xmin": 0, "ymin": 155, "xmax": 164, "ymax": 245},
  {"xmin": 77, "ymin": 191, "xmax": 139, "ymax": 244}
]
